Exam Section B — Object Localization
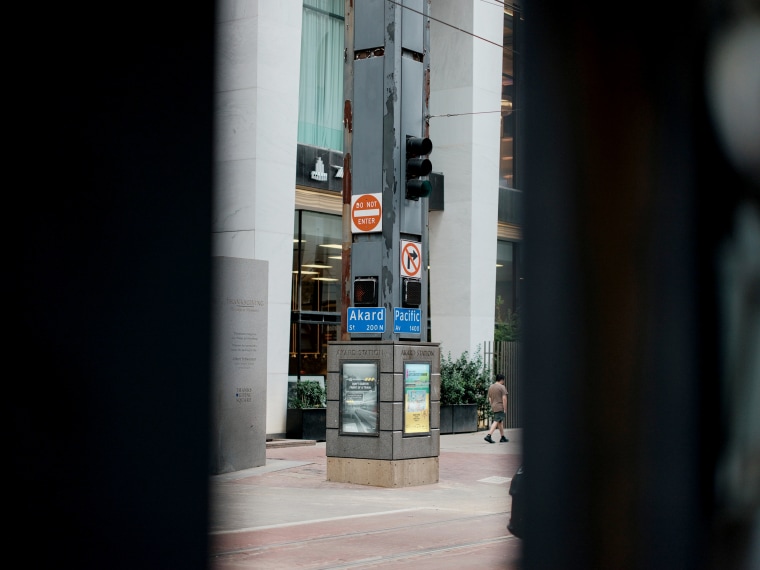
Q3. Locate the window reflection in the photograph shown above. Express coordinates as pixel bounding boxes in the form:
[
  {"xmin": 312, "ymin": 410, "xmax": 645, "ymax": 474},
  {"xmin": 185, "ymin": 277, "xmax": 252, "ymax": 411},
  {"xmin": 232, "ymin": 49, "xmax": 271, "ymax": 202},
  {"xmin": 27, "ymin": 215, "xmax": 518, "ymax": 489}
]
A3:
[
  {"xmin": 290, "ymin": 210, "xmax": 343, "ymax": 378},
  {"xmin": 501, "ymin": 7, "xmax": 517, "ymax": 189}
]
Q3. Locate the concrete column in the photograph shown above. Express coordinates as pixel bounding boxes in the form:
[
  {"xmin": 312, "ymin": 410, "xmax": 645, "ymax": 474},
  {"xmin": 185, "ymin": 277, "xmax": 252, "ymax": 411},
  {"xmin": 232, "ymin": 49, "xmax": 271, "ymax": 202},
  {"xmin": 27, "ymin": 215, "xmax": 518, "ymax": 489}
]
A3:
[
  {"xmin": 429, "ymin": 0, "xmax": 503, "ymax": 358},
  {"xmin": 213, "ymin": 1, "xmax": 303, "ymax": 435}
]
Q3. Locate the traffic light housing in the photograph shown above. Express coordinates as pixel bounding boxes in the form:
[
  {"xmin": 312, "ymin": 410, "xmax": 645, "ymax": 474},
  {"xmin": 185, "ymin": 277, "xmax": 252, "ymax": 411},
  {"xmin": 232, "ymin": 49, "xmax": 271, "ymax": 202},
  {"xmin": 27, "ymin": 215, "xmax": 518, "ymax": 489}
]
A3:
[
  {"xmin": 353, "ymin": 276, "xmax": 378, "ymax": 307},
  {"xmin": 405, "ymin": 136, "xmax": 433, "ymax": 200},
  {"xmin": 402, "ymin": 278, "xmax": 422, "ymax": 307}
]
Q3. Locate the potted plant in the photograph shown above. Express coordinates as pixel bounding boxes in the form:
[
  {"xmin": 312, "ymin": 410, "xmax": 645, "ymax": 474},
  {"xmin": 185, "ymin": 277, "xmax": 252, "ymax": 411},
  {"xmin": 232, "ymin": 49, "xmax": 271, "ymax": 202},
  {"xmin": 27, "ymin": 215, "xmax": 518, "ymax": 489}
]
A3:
[
  {"xmin": 439, "ymin": 346, "xmax": 491, "ymax": 434},
  {"xmin": 286, "ymin": 380, "xmax": 327, "ymax": 441}
]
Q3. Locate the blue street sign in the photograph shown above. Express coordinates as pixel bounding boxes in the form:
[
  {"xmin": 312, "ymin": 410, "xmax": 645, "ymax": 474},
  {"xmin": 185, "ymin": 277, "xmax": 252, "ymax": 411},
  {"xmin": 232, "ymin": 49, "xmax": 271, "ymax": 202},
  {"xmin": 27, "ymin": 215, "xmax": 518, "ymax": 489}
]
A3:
[
  {"xmin": 347, "ymin": 307, "xmax": 386, "ymax": 333},
  {"xmin": 393, "ymin": 307, "xmax": 421, "ymax": 334}
]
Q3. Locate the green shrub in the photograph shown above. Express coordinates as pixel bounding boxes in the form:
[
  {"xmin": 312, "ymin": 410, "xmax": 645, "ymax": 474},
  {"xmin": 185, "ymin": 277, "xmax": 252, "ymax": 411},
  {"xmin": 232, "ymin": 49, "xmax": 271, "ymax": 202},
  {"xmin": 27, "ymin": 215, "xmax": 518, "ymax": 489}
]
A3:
[
  {"xmin": 440, "ymin": 346, "xmax": 491, "ymax": 421},
  {"xmin": 288, "ymin": 380, "xmax": 326, "ymax": 409}
]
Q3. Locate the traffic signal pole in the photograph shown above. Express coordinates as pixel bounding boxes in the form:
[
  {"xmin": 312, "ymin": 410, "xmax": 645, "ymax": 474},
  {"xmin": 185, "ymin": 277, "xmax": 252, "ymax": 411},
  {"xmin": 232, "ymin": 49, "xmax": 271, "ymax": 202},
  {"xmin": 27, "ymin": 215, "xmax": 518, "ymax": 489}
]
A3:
[
  {"xmin": 327, "ymin": 1, "xmax": 440, "ymax": 488},
  {"xmin": 341, "ymin": 0, "xmax": 432, "ymax": 342}
]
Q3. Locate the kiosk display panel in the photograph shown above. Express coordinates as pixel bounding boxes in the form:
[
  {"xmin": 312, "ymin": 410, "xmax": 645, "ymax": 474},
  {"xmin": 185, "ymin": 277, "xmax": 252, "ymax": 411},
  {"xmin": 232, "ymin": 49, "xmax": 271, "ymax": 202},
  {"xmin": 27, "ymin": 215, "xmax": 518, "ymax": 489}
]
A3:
[
  {"xmin": 403, "ymin": 361, "xmax": 431, "ymax": 435},
  {"xmin": 340, "ymin": 361, "xmax": 379, "ymax": 435}
]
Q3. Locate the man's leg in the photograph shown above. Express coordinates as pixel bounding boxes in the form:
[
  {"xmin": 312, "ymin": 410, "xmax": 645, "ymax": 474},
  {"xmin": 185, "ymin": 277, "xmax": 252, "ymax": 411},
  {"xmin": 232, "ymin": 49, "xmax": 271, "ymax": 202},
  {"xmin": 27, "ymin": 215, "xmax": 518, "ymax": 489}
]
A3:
[
  {"xmin": 484, "ymin": 420, "xmax": 498, "ymax": 443},
  {"xmin": 497, "ymin": 418, "xmax": 509, "ymax": 442}
]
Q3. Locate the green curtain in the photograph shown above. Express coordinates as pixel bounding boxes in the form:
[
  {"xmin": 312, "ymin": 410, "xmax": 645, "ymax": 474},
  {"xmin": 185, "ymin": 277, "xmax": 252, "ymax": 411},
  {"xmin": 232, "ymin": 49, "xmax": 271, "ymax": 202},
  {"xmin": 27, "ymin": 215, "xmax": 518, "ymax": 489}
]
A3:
[{"xmin": 297, "ymin": 0, "xmax": 344, "ymax": 151}]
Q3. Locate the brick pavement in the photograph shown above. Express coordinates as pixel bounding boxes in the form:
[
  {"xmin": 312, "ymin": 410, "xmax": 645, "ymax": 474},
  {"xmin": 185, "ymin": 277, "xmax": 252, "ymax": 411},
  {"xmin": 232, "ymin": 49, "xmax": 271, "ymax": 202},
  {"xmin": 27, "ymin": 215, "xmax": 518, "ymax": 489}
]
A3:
[{"xmin": 209, "ymin": 429, "xmax": 523, "ymax": 569}]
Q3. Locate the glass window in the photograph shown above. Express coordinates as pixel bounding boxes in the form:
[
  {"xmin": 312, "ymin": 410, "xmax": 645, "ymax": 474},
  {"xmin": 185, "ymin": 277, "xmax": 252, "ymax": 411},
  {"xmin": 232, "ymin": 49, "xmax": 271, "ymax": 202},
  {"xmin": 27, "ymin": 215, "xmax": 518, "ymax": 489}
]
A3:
[
  {"xmin": 292, "ymin": 210, "xmax": 342, "ymax": 313},
  {"xmin": 495, "ymin": 240, "xmax": 517, "ymax": 322},
  {"xmin": 290, "ymin": 210, "xmax": 343, "ymax": 377},
  {"xmin": 297, "ymin": 0, "xmax": 345, "ymax": 151},
  {"xmin": 500, "ymin": 6, "xmax": 521, "ymax": 189}
]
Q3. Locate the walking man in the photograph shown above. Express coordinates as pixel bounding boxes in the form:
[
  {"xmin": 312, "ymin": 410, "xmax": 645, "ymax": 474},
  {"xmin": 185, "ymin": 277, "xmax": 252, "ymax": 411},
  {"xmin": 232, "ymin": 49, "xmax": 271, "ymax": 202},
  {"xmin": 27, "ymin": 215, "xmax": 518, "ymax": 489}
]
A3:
[{"xmin": 484, "ymin": 373, "xmax": 509, "ymax": 443}]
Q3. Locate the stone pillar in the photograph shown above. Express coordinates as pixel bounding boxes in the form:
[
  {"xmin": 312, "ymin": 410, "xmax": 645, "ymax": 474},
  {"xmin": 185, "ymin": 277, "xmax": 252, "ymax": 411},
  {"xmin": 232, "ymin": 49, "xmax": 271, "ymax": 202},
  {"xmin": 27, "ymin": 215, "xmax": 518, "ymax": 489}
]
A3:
[
  {"xmin": 214, "ymin": 0, "xmax": 302, "ymax": 436},
  {"xmin": 428, "ymin": 0, "xmax": 502, "ymax": 357},
  {"xmin": 210, "ymin": 257, "xmax": 268, "ymax": 474}
]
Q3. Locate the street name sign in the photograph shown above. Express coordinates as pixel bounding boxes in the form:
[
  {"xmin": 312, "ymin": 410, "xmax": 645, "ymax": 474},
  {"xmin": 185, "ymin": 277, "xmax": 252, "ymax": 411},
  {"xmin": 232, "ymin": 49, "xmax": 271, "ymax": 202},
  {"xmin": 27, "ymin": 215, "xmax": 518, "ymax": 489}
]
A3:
[
  {"xmin": 393, "ymin": 307, "xmax": 421, "ymax": 335},
  {"xmin": 347, "ymin": 307, "xmax": 386, "ymax": 333}
]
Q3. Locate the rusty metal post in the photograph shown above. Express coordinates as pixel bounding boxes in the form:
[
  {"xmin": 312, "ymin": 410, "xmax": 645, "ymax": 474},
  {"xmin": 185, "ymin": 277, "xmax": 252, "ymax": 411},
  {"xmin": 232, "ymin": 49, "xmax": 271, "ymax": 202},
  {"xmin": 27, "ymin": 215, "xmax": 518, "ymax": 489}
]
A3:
[
  {"xmin": 341, "ymin": 0, "xmax": 355, "ymax": 340},
  {"xmin": 341, "ymin": 0, "xmax": 431, "ymax": 342}
]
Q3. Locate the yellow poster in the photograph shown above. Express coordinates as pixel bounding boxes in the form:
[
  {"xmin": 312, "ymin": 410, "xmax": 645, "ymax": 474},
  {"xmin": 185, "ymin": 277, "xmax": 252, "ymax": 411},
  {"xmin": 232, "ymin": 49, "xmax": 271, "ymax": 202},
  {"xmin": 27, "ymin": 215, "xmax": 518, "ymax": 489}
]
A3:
[{"xmin": 404, "ymin": 362, "xmax": 430, "ymax": 434}]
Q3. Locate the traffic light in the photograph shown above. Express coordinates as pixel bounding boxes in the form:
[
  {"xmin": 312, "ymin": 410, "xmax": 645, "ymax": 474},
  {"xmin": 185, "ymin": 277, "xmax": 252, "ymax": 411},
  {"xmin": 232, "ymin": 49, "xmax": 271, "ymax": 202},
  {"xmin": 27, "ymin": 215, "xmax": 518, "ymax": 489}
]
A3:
[{"xmin": 405, "ymin": 136, "xmax": 433, "ymax": 200}]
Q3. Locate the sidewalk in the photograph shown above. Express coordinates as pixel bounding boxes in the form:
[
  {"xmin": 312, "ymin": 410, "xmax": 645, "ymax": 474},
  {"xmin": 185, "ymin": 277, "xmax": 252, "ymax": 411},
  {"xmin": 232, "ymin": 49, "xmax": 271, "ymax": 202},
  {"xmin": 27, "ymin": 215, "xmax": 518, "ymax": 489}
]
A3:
[{"xmin": 209, "ymin": 429, "xmax": 523, "ymax": 569}]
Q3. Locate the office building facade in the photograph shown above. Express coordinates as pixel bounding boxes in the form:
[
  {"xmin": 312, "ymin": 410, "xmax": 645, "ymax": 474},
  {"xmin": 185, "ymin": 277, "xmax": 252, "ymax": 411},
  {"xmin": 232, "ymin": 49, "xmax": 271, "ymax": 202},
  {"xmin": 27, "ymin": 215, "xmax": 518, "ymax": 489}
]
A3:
[{"xmin": 214, "ymin": 0, "xmax": 522, "ymax": 437}]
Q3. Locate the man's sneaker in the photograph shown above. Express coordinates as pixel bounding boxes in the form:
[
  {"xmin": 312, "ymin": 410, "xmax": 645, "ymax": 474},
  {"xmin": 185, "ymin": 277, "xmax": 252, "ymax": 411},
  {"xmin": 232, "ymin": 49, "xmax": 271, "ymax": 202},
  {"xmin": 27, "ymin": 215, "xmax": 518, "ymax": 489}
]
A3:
[
  {"xmin": 500, "ymin": 436, "xmax": 509, "ymax": 443},
  {"xmin": 484, "ymin": 434, "xmax": 495, "ymax": 443}
]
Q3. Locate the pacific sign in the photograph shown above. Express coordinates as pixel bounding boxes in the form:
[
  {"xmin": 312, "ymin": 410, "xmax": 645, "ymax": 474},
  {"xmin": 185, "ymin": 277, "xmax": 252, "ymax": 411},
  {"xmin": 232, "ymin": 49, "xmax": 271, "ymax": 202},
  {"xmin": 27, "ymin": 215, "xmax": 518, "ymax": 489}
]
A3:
[
  {"xmin": 393, "ymin": 307, "xmax": 421, "ymax": 334},
  {"xmin": 347, "ymin": 307, "xmax": 386, "ymax": 333}
]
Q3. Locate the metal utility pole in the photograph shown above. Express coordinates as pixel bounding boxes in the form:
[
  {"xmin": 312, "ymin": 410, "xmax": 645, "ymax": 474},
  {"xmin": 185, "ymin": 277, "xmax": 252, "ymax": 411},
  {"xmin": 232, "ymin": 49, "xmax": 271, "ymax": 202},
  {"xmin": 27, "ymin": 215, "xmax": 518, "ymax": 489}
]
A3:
[
  {"xmin": 341, "ymin": 0, "xmax": 432, "ymax": 342},
  {"xmin": 328, "ymin": 0, "xmax": 439, "ymax": 489}
]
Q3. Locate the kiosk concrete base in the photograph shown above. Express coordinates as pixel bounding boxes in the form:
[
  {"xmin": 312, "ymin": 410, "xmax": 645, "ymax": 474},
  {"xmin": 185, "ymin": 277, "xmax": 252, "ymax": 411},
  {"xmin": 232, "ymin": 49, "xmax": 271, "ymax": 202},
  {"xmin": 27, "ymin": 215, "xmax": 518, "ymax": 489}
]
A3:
[
  {"xmin": 326, "ymin": 340, "xmax": 441, "ymax": 487},
  {"xmin": 327, "ymin": 456, "xmax": 439, "ymax": 488}
]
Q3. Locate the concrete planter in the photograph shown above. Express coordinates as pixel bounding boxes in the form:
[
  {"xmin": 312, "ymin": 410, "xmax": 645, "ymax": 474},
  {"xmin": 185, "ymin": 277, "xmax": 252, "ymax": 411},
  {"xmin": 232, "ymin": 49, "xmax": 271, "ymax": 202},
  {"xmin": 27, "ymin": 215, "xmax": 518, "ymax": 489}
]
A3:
[
  {"xmin": 439, "ymin": 404, "xmax": 478, "ymax": 434},
  {"xmin": 286, "ymin": 408, "xmax": 326, "ymax": 441},
  {"xmin": 440, "ymin": 405, "xmax": 452, "ymax": 434}
]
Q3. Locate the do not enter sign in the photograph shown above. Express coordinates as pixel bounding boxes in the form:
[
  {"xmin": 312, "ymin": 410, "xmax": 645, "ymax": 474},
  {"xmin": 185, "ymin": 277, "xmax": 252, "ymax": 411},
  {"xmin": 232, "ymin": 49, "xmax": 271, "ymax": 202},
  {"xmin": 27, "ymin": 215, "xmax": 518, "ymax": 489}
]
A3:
[{"xmin": 351, "ymin": 193, "xmax": 382, "ymax": 233}]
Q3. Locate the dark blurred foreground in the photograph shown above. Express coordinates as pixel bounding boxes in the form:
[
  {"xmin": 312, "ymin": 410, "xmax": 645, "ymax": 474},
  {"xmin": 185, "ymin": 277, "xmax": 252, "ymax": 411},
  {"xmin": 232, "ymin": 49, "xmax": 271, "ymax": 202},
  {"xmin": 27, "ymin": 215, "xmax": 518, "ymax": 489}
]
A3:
[{"xmin": 9, "ymin": 1, "xmax": 758, "ymax": 569}]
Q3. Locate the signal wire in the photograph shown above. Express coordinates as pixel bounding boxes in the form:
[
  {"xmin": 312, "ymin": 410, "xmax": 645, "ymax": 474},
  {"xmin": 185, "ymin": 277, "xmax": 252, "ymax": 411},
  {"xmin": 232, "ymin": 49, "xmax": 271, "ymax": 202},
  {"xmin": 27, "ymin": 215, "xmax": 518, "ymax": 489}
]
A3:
[{"xmin": 385, "ymin": 0, "xmax": 506, "ymax": 50}]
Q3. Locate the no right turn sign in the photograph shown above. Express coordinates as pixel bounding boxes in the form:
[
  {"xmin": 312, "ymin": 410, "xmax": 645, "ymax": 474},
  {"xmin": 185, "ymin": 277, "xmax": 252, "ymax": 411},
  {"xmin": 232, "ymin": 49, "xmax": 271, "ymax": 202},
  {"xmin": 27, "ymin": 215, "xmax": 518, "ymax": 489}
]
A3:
[{"xmin": 400, "ymin": 240, "xmax": 422, "ymax": 278}]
